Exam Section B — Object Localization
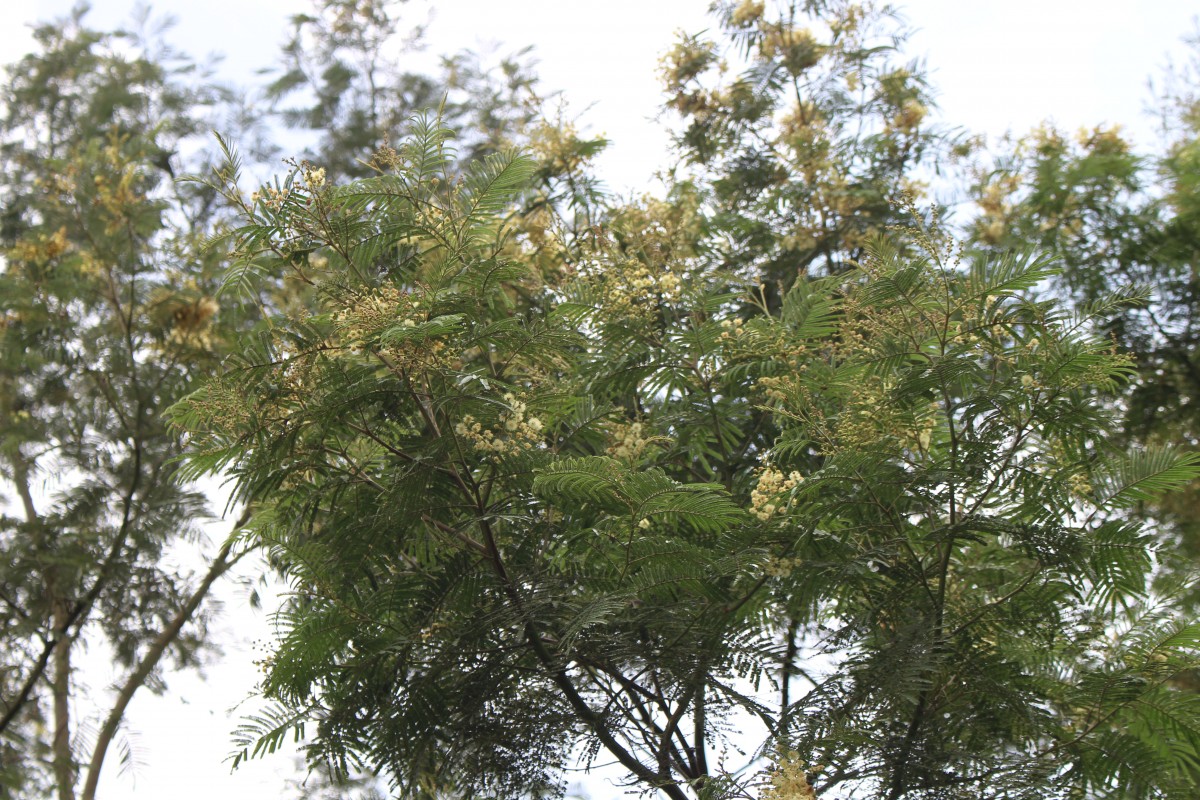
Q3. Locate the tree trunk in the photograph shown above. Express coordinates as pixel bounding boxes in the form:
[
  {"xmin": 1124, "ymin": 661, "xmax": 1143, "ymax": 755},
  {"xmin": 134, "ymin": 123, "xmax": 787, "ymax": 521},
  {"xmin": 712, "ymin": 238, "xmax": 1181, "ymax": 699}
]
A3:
[{"xmin": 52, "ymin": 599, "xmax": 76, "ymax": 800}]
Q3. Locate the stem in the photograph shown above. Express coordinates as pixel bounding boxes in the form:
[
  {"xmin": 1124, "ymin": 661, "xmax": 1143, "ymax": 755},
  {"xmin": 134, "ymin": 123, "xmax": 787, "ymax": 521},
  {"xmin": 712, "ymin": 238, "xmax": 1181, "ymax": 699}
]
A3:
[
  {"xmin": 693, "ymin": 684, "xmax": 708, "ymax": 782},
  {"xmin": 887, "ymin": 385, "xmax": 961, "ymax": 799},
  {"xmin": 885, "ymin": 694, "xmax": 928, "ymax": 800},
  {"xmin": 781, "ymin": 616, "xmax": 799, "ymax": 726},
  {"xmin": 12, "ymin": 450, "xmax": 38, "ymax": 522},
  {"xmin": 475, "ymin": 492, "xmax": 689, "ymax": 798},
  {"xmin": 526, "ymin": 626, "xmax": 690, "ymax": 800},
  {"xmin": 16, "ymin": 444, "xmax": 78, "ymax": 800}
]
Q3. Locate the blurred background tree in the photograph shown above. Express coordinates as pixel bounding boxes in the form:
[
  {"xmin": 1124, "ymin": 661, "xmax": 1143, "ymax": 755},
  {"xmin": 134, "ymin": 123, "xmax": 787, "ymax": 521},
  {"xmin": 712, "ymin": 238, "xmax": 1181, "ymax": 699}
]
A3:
[
  {"xmin": 652, "ymin": 0, "xmax": 950, "ymax": 311},
  {"xmin": 0, "ymin": 9, "xmax": 253, "ymax": 799},
  {"xmin": 264, "ymin": 0, "xmax": 544, "ymax": 180}
]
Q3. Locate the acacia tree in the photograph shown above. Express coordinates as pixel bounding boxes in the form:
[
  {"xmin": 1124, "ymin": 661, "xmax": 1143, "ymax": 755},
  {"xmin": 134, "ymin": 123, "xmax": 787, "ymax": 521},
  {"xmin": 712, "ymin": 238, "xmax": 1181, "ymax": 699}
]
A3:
[
  {"xmin": 263, "ymin": 0, "xmax": 608, "ymax": 317},
  {"xmin": 0, "ymin": 14, "xmax": 252, "ymax": 799},
  {"xmin": 960, "ymin": 37, "xmax": 1200, "ymax": 604},
  {"xmin": 266, "ymin": 0, "xmax": 543, "ymax": 181},
  {"xmin": 173, "ymin": 119, "xmax": 1200, "ymax": 799},
  {"xmin": 656, "ymin": 0, "xmax": 949, "ymax": 304}
]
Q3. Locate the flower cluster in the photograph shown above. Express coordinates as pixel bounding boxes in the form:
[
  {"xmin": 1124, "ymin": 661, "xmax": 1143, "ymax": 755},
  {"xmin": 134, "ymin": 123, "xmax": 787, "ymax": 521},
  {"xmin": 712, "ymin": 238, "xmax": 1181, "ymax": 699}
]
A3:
[
  {"xmin": 455, "ymin": 394, "xmax": 544, "ymax": 458},
  {"xmin": 332, "ymin": 285, "xmax": 419, "ymax": 344},
  {"xmin": 731, "ymin": 0, "xmax": 764, "ymax": 27},
  {"xmin": 328, "ymin": 286, "xmax": 457, "ymax": 371},
  {"xmin": 759, "ymin": 25, "xmax": 823, "ymax": 75},
  {"xmin": 721, "ymin": 315, "xmax": 809, "ymax": 375},
  {"xmin": 252, "ymin": 184, "xmax": 292, "ymax": 212},
  {"xmin": 251, "ymin": 639, "xmax": 276, "ymax": 679},
  {"xmin": 166, "ymin": 296, "xmax": 220, "ymax": 349},
  {"xmin": 717, "ymin": 316, "xmax": 745, "ymax": 341},
  {"xmin": 659, "ymin": 34, "xmax": 718, "ymax": 94},
  {"xmin": 192, "ymin": 376, "xmax": 256, "ymax": 437},
  {"xmin": 608, "ymin": 191, "xmax": 704, "ymax": 263},
  {"xmin": 251, "ymin": 160, "xmax": 326, "ymax": 213},
  {"xmin": 368, "ymin": 141, "xmax": 402, "ymax": 171},
  {"xmin": 529, "ymin": 121, "xmax": 595, "ymax": 176},
  {"xmin": 1067, "ymin": 470, "xmax": 1093, "ymax": 498},
  {"xmin": 606, "ymin": 419, "xmax": 651, "ymax": 461},
  {"xmin": 7, "ymin": 225, "xmax": 70, "ymax": 265},
  {"xmin": 750, "ymin": 466, "xmax": 804, "ymax": 522},
  {"xmin": 893, "ymin": 98, "xmax": 927, "ymax": 131},
  {"xmin": 832, "ymin": 378, "xmax": 907, "ymax": 450},
  {"xmin": 764, "ymin": 555, "xmax": 803, "ymax": 578},
  {"xmin": 584, "ymin": 257, "xmax": 684, "ymax": 321},
  {"xmin": 972, "ymin": 170, "xmax": 1021, "ymax": 245},
  {"xmin": 759, "ymin": 751, "xmax": 817, "ymax": 800},
  {"xmin": 756, "ymin": 375, "xmax": 789, "ymax": 403},
  {"xmin": 302, "ymin": 165, "xmax": 326, "ymax": 188}
]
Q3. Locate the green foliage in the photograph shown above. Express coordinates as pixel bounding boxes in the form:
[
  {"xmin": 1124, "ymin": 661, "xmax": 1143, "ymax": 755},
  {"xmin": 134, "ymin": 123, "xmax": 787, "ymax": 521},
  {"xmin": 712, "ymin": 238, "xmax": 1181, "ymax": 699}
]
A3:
[
  {"xmin": 961, "ymin": 33, "xmax": 1200, "ymax": 609},
  {"xmin": 657, "ymin": 0, "xmax": 950, "ymax": 303},
  {"xmin": 266, "ymin": 0, "xmax": 543, "ymax": 180},
  {"xmin": 0, "ymin": 11, "xmax": 250, "ymax": 799},
  {"xmin": 176, "ymin": 118, "xmax": 1200, "ymax": 799}
]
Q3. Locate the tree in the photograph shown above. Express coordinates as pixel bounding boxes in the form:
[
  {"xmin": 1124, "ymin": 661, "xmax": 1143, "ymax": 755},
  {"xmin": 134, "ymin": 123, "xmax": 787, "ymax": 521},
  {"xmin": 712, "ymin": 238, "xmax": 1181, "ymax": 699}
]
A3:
[
  {"xmin": 0, "ymin": 12, "xmax": 251, "ymax": 799},
  {"xmin": 266, "ymin": 0, "xmax": 543, "ymax": 180},
  {"xmin": 173, "ymin": 118, "xmax": 1200, "ymax": 799},
  {"xmin": 656, "ymin": 0, "xmax": 950, "ymax": 306},
  {"xmin": 960, "ymin": 33, "xmax": 1200, "ymax": 604}
]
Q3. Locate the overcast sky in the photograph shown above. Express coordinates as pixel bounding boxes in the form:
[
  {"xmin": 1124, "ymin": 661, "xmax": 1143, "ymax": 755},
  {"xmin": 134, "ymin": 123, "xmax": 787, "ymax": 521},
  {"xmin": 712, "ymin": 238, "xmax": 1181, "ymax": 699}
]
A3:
[
  {"xmin": 3, "ymin": 1, "xmax": 1197, "ymax": 193},
  {"xmin": 1, "ymin": 1, "xmax": 1197, "ymax": 798}
]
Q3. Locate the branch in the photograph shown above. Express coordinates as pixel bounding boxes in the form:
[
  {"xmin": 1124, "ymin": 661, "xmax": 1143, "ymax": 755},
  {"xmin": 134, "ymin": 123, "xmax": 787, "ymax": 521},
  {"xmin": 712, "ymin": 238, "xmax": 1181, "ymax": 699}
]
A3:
[
  {"xmin": 79, "ymin": 509, "xmax": 252, "ymax": 800},
  {"xmin": 0, "ymin": 456, "xmax": 49, "ymax": 735},
  {"xmin": 420, "ymin": 514, "xmax": 489, "ymax": 557},
  {"xmin": 527, "ymin": 626, "xmax": 690, "ymax": 800},
  {"xmin": 0, "ymin": 636, "xmax": 57, "ymax": 735},
  {"xmin": 474, "ymin": 500, "xmax": 690, "ymax": 799},
  {"xmin": 11, "ymin": 449, "xmax": 39, "ymax": 522},
  {"xmin": 949, "ymin": 568, "xmax": 1042, "ymax": 639}
]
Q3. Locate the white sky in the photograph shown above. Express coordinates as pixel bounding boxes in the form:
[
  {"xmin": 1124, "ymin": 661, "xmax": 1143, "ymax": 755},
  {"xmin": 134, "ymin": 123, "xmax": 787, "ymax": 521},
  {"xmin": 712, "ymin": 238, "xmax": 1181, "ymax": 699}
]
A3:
[{"xmin": 1, "ymin": 1, "xmax": 1197, "ymax": 798}]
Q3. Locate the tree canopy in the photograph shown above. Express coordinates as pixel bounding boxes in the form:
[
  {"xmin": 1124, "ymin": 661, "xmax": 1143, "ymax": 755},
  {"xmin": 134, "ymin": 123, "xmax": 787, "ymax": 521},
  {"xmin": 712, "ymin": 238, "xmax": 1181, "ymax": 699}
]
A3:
[
  {"xmin": 171, "ymin": 114, "xmax": 1200, "ymax": 798},
  {"xmin": 4, "ymin": 2, "xmax": 1200, "ymax": 799},
  {"xmin": 952, "ymin": 31, "xmax": 1200, "ymax": 615}
]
